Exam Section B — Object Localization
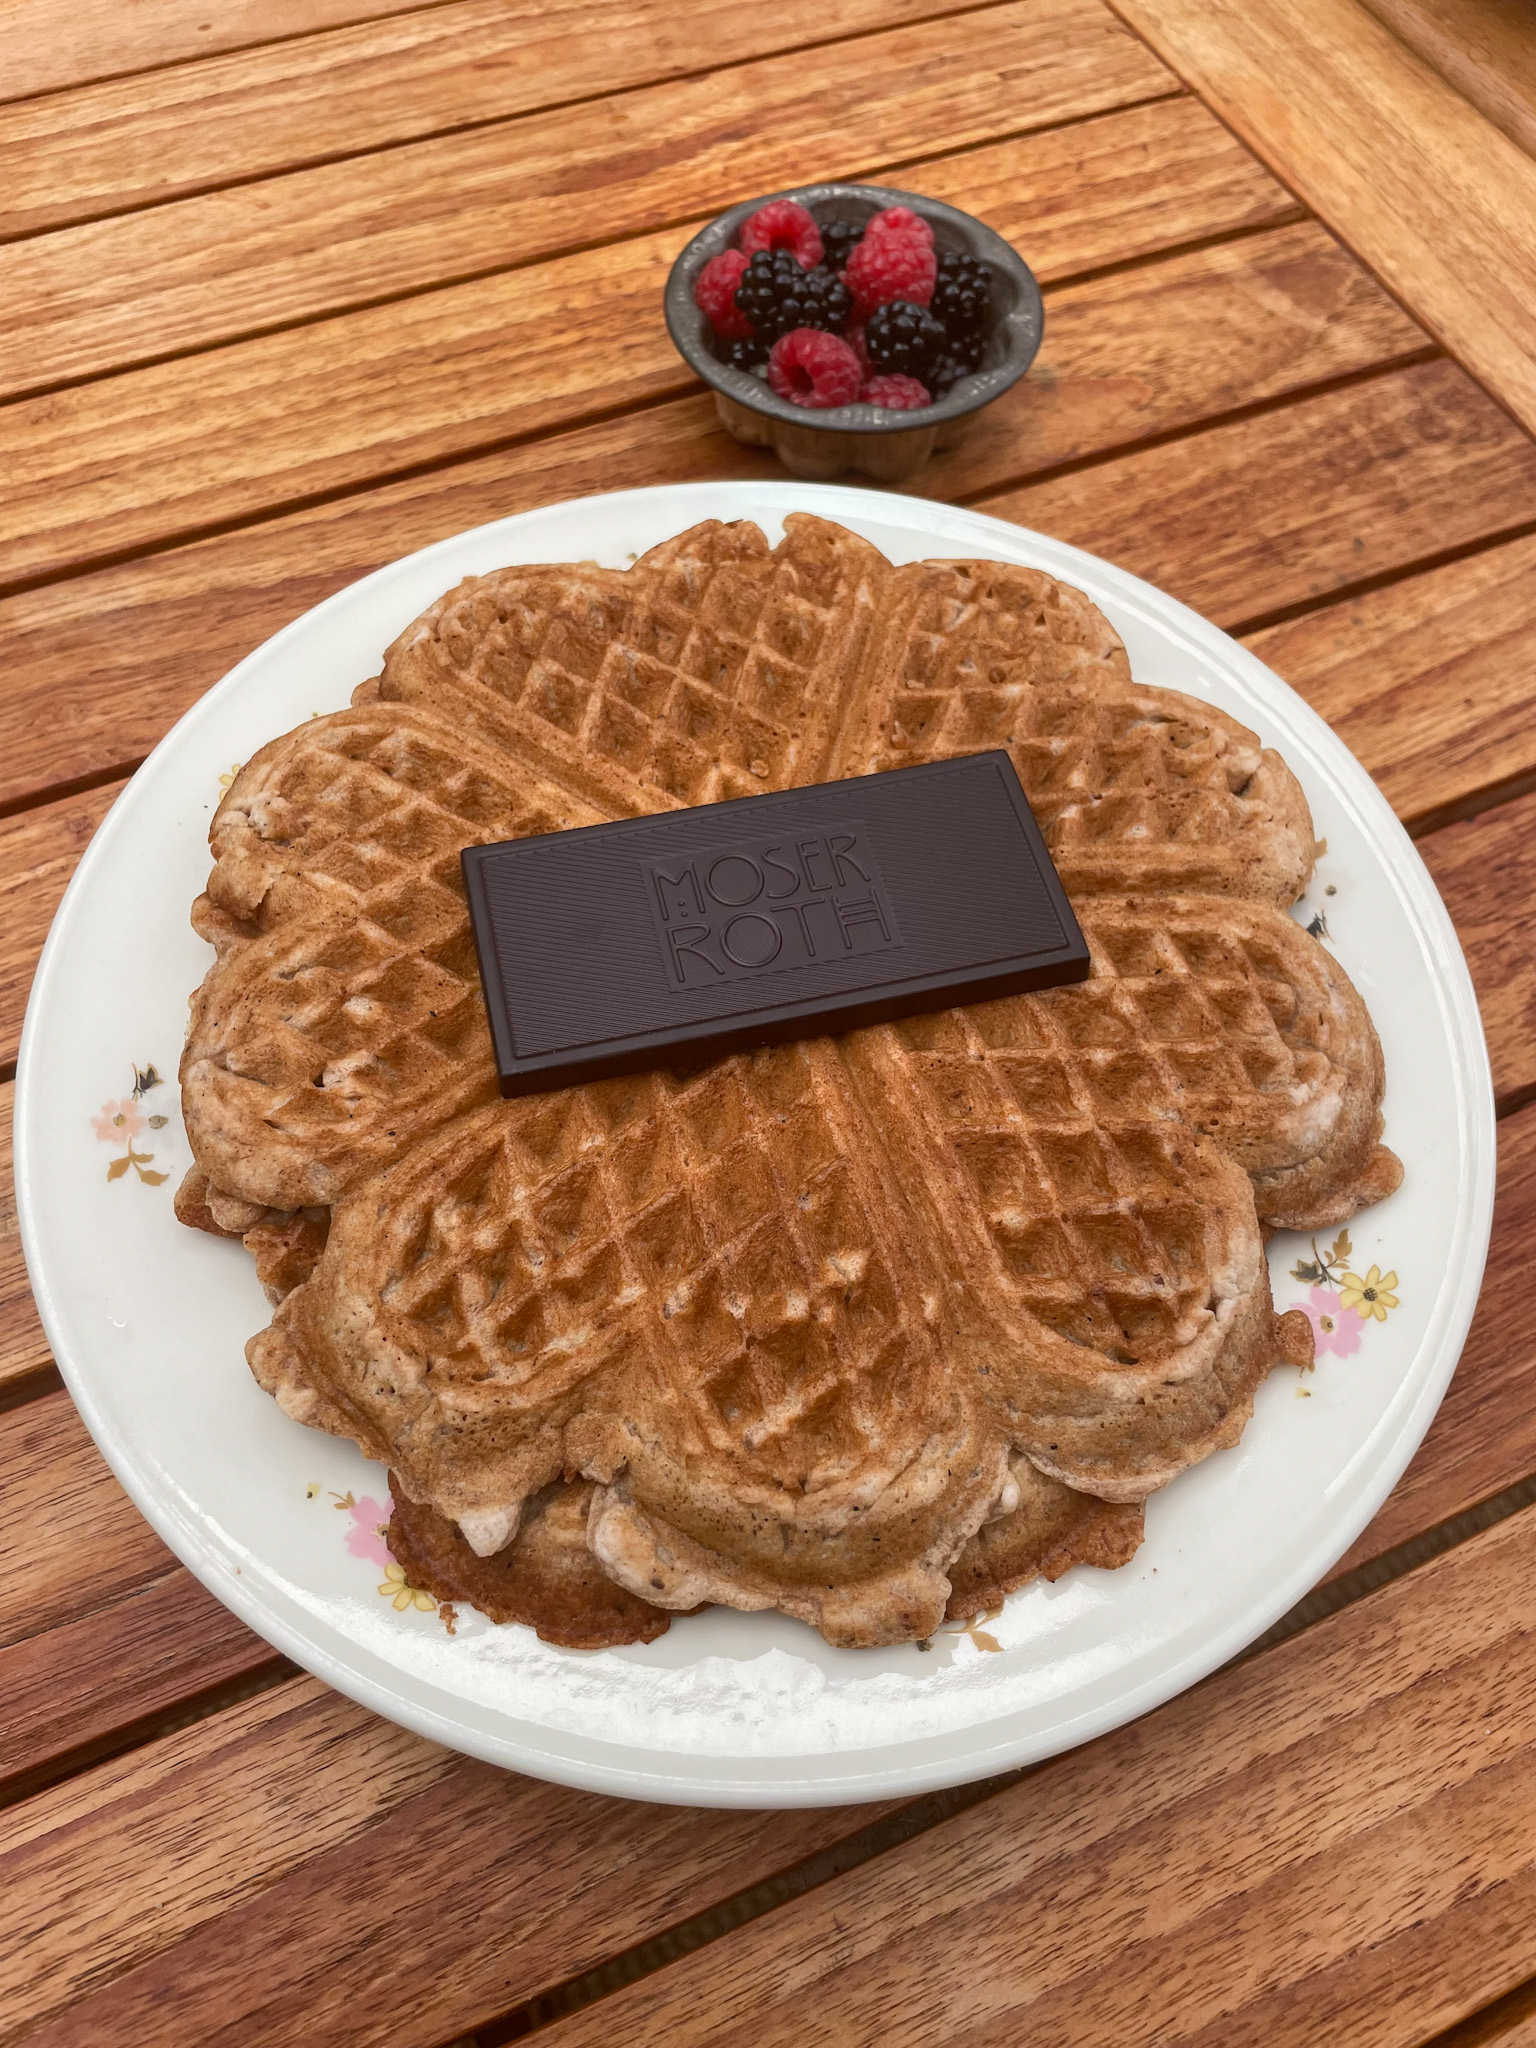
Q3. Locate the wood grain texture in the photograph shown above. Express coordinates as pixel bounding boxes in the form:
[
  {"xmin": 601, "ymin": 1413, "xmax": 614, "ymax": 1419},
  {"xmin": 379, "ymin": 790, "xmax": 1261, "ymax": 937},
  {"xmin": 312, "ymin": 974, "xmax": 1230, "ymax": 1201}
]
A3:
[
  {"xmin": 0, "ymin": 1392, "xmax": 172, "ymax": 1654},
  {"xmin": 1, "ymin": 62, "xmax": 1243, "ymax": 398},
  {"xmin": 0, "ymin": 1081, "xmax": 50, "ymax": 1394},
  {"xmin": 534, "ymin": 1504, "xmax": 1536, "ymax": 2048},
  {"xmin": 1108, "ymin": 0, "xmax": 1536, "ymax": 436},
  {"xmin": 1330, "ymin": 1098, "xmax": 1536, "ymax": 1579},
  {"xmin": 0, "ymin": 1568, "xmax": 284, "ymax": 1798},
  {"xmin": 0, "ymin": 781, "xmax": 122, "ymax": 1069},
  {"xmin": 0, "ymin": 214, "xmax": 1429, "ymax": 610},
  {"xmin": 1360, "ymin": 0, "xmax": 1536, "ymax": 162},
  {"xmin": 1421, "ymin": 789, "xmax": 1536, "ymax": 1112},
  {"xmin": 980, "ymin": 356, "xmax": 1536, "ymax": 629},
  {"xmin": 1246, "ymin": 530, "xmax": 1536, "ymax": 833},
  {"xmin": 0, "ymin": 0, "xmax": 1155, "ymax": 239},
  {"xmin": 0, "ymin": 0, "xmax": 446, "ymax": 104},
  {"xmin": 0, "ymin": 1680, "xmax": 458, "ymax": 2042},
  {"xmin": 0, "ymin": 1672, "xmax": 890, "ymax": 2047},
  {"xmin": 919, "ymin": 218, "xmax": 1424, "ymax": 498}
]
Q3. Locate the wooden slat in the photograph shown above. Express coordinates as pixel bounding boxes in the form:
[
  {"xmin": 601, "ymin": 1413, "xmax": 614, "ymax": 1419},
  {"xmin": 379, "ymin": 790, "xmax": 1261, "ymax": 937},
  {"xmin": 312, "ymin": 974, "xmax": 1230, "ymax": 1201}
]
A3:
[
  {"xmin": 0, "ymin": 207, "xmax": 1424, "ymax": 594},
  {"xmin": 0, "ymin": 1080, "xmax": 50, "ymax": 1394},
  {"xmin": 0, "ymin": 1570, "xmax": 283, "ymax": 1799},
  {"xmin": 0, "ymin": 1391, "xmax": 171, "ymax": 1654},
  {"xmin": 1245, "ymin": 530, "xmax": 1536, "ymax": 834},
  {"xmin": 978, "ymin": 355, "xmax": 1536, "ymax": 630},
  {"xmin": 1330, "ymin": 1097, "xmax": 1536, "ymax": 1578},
  {"xmin": 3, "ymin": 55, "xmax": 1237, "ymax": 399},
  {"xmin": 532, "ymin": 1503, "xmax": 1536, "ymax": 2048},
  {"xmin": 0, "ymin": 781, "xmax": 122, "ymax": 1070},
  {"xmin": 1420, "ymin": 789, "xmax": 1536, "ymax": 1112},
  {"xmin": 895, "ymin": 93, "xmax": 1292, "ymax": 275},
  {"xmin": 0, "ymin": 0, "xmax": 446, "ymax": 105},
  {"xmin": 0, "ymin": 0, "xmax": 1154, "ymax": 240},
  {"xmin": 1359, "ymin": 0, "xmax": 1536, "ymax": 162},
  {"xmin": 0, "ymin": 1388, "xmax": 276, "ymax": 1795},
  {"xmin": 0, "ymin": 229, "xmax": 692, "ymax": 588},
  {"xmin": 1108, "ymin": 0, "xmax": 1536, "ymax": 436},
  {"xmin": 0, "ymin": 1671, "xmax": 892, "ymax": 2047}
]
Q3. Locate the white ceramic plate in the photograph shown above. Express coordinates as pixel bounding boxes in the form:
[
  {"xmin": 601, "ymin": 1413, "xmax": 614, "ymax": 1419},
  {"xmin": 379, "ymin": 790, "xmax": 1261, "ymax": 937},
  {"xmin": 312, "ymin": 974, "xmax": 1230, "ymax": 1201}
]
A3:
[{"xmin": 15, "ymin": 482, "xmax": 1494, "ymax": 1808}]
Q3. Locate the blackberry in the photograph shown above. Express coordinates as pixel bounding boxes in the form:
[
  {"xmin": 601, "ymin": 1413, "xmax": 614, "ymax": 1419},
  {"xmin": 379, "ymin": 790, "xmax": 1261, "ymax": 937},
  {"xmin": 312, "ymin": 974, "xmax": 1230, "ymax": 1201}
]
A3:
[
  {"xmin": 733, "ymin": 249, "xmax": 851, "ymax": 341},
  {"xmin": 719, "ymin": 334, "xmax": 769, "ymax": 373},
  {"xmin": 864, "ymin": 298, "xmax": 946, "ymax": 379},
  {"xmin": 928, "ymin": 332, "xmax": 986, "ymax": 397},
  {"xmin": 817, "ymin": 217, "xmax": 866, "ymax": 273},
  {"xmin": 931, "ymin": 251, "xmax": 992, "ymax": 338}
]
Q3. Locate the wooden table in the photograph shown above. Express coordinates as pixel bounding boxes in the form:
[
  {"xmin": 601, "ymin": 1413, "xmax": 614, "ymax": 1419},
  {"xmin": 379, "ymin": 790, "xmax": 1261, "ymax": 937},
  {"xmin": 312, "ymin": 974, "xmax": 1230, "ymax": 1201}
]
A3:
[{"xmin": 3, "ymin": 1, "xmax": 1536, "ymax": 2040}]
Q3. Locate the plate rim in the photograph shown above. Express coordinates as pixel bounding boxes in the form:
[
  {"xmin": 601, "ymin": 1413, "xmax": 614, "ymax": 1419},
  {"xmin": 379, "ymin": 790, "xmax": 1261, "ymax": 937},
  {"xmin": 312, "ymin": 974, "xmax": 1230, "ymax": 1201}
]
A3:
[{"xmin": 13, "ymin": 479, "xmax": 1497, "ymax": 1806}]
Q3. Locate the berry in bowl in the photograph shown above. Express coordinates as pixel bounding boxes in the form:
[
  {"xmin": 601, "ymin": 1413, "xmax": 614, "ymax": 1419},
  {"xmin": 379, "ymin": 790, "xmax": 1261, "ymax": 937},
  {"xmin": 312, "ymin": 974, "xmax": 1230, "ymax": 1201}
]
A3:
[{"xmin": 665, "ymin": 182, "xmax": 1043, "ymax": 482}]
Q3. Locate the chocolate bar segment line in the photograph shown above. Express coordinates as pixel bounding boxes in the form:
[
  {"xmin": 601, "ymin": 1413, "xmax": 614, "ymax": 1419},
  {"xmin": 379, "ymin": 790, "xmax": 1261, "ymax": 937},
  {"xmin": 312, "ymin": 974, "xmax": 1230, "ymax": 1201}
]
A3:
[{"xmin": 462, "ymin": 752, "xmax": 1090, "ymax": 1096}]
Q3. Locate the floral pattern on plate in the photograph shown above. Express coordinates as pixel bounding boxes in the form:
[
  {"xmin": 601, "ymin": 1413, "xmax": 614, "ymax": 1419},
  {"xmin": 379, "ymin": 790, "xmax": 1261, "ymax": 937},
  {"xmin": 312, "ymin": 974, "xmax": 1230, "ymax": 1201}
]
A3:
[
  {"xmin": 92, "ymin": 1062, "xmax": 172, "ymax": 1187},
  {"xmin": 1288, "ymin": 1227, "xmax": 1399, "ymax": 1365},
  {"xmin": 311, "ymin": 1484, "xmax": 459, "ymax": 1633}
]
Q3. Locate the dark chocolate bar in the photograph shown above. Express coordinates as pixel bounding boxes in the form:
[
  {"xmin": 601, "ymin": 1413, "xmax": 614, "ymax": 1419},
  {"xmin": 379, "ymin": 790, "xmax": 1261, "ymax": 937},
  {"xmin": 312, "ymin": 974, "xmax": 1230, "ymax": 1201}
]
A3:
[{"xmin": 462, "ymin": 752, "xmax": 1089, "ymax": 1096}]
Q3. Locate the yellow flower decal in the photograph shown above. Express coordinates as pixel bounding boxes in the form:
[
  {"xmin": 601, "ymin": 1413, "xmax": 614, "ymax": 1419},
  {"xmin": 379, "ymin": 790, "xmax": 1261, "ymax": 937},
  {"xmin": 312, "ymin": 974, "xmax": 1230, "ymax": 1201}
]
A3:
[
  {"xmin": 378, "ymin": 1562, "xmax": 436, "ymax": 1613},
  {"xmin": 1339, "ymin": 1266, "xmax": 1399, "ymax": 1323}
]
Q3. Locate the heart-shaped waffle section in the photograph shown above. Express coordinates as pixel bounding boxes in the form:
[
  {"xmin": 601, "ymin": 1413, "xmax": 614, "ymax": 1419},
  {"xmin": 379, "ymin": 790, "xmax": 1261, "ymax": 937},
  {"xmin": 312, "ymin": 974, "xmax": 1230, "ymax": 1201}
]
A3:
[{"xmin": 182, "ymin": 516, "xmax": 1397, "ymax": 1647}]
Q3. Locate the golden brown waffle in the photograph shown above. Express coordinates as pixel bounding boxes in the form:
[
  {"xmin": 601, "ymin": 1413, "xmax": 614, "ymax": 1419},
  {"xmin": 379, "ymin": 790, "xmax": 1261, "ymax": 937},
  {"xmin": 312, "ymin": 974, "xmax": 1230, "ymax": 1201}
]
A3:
[
  {"xmin": 182, "ymin": 514, "xmax": 1399, "ymax": 1648},
  {"xmin": 846, "ymin": 557, "xmax": 1316, "ymax": 905},
  {"xmin": 386, "ymin": 1474, "xmax": 680, "ymax": 1649},
  {"xmin": 244, "ymin": 889, "xmax": 1357, "ymax": 1640},
  {"xmin": 944, "ymin": 1457, "xmax": 1145, "ymax": 1623}
]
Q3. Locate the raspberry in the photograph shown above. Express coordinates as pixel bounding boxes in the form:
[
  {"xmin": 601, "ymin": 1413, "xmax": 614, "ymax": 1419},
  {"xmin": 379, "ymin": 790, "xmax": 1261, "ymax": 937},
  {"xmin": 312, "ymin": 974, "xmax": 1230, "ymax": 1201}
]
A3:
[
  {"xmin": 693, "ymin": 250, "xmax": 753, "ymax": 339},
  {"xmin": 844, "ymin": 227, "xmax": 935, "ymax": 316},
  {"xmin": 931, "ymin": 251, "xmax": 992, "ymax": 338},
  {"xmin": 818, "ymin": 217, "xmax": 865, "ymax": 272},
  {"xmin": 865, "ymin": 206, "xmax": 934, "ymax": 250},
  {"xmin": 844, "ymin": 323, "xmax": 870, "ymax": 374},
  {"xmin": 733, "ymin": 249, "xmax": 851, "ymax": 341},
  {"xmin": 768, "ymin": 329, "xmax": 863, "ymax": 409},
  {"xmin": 863, "ymin": 374, "xmax": 931, "ymax": 410},
  {"xmin": 865, "ymin": 299, "xmax": 945, "ymax": 379},
  {"xmin": 738, "ymin": 199, "xmax": 823, "ymax": 270}
]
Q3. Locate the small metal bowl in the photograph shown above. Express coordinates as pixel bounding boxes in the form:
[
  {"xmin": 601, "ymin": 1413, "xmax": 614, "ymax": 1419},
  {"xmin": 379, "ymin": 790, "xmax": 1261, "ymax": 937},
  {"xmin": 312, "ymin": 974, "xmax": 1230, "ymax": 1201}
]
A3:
[{"xmin": 664, "ymin": 180, "xmax": 1043, "ymax": 483}]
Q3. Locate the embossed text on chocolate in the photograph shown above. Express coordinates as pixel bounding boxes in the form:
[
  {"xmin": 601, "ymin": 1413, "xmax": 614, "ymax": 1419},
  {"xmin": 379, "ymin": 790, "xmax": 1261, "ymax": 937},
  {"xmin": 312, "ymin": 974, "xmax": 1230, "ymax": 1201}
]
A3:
[{"xmin": 647, "ymin": 824, "xmax": 902, "ymax": 989}]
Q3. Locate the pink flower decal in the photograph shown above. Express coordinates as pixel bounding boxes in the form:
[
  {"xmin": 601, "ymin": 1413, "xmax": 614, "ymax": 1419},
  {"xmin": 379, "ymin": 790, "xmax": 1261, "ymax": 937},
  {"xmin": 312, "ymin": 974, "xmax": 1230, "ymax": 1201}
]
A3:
[
  {"xmin": 344, "ymin": 1494, "xmax": 394, "ymax": 1568},
  {"xmin": 1299, "ymin": 1285, "xmax": 1361, "ymax": 1359},
  {"xmin": 92, "ymin": 1099, "xmax": 145, "ymax": 1144}
]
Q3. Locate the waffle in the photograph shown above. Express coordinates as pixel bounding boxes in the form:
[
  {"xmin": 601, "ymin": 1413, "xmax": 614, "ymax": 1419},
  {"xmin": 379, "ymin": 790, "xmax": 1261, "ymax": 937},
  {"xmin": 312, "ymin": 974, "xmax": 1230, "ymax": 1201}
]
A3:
[
  {"xmin": 945, "ymin": 1457, "xmax": 1145, "ymax": 1622},
  {"xmin": 242, "ymin": 888, "xmax": 1359, "ymax": 1639},
  {"xmin": 181, "ymin": 514, "xmax": 1400, "ymax": 1648},
  {"xmin": 386, "ymin": 1473, "xmax": 681, "ymax": 1649},
  {"xmin": 846, "ymin": 557, "xmax": 1316, "ymax": 906}
]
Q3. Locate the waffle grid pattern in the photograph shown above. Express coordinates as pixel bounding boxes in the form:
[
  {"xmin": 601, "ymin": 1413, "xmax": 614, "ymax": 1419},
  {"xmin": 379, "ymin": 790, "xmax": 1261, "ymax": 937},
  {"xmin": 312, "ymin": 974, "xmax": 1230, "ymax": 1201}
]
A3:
[
  {"xmin": 385, "ymin": 546, "xmax": 872, "ymax": 813},
  {"xmin": 889, "ymin": 900, "xmax": 1332, "ymax": 1351},
  {"xmin": 372, "ymin": 1047, "xmax": 928, "ymax": 1489}
]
